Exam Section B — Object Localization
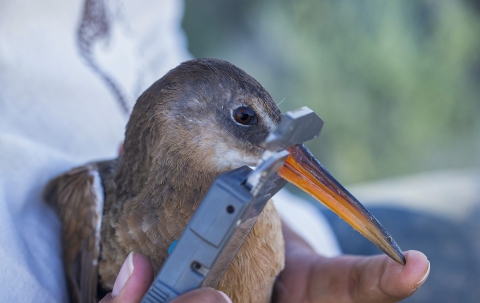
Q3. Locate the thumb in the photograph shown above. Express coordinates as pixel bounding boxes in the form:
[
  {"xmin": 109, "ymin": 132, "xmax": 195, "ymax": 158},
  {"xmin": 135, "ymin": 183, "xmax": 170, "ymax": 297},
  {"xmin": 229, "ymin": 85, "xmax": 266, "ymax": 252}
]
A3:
[
  {"xmin": 99, "ymin": 253, "xmax": 232, "ymax": 303},
  {"xmin": 171, "ymin": 288, "xmax": 232, "ymax": 303},
  {"xmin": 99, "ymin": 252, "xmax": 154, "ymax": 303}
]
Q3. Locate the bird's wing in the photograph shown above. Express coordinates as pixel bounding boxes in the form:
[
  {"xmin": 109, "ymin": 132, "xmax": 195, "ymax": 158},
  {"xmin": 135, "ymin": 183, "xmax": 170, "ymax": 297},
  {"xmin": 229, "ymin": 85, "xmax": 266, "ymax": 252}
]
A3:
[{"xmin": 44, "ymin": 164, "xmax": 106, "ymax": 303}]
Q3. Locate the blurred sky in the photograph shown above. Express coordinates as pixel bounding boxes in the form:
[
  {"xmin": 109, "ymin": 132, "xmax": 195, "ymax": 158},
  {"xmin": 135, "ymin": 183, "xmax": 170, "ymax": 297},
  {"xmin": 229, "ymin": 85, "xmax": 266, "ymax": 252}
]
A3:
[{"xmin": 182, "ymin": 0, "xmax": 480, "ymax": 184}]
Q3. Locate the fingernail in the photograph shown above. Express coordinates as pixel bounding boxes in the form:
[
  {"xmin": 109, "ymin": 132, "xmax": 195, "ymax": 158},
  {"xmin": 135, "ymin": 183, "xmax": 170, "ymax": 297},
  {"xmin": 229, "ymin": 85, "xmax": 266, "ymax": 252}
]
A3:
[
  {"xmin": 417, "ymin": 260, "xmax": 430, "ymax": 285},
  {"xmin": 112, "ymin": 252, "xmax": 135, "ymax": 297},
  {"xmin": 218, "ymin": 291, "xmax": 233, "ymax": 303},
  {"xmin": 412, "ymin": 260, "xmax": 430, "ymax": 293}
]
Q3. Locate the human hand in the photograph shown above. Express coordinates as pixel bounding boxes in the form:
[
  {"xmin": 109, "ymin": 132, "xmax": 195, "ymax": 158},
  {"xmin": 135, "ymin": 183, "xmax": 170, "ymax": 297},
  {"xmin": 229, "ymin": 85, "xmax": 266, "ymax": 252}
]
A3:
[
  {"xmin": 99, "ymin": 252, "xmax": 232, "ymax": 303},
  {"xmin": 273, "ymin": 224, "xmax": 430, "ymax": 303}
]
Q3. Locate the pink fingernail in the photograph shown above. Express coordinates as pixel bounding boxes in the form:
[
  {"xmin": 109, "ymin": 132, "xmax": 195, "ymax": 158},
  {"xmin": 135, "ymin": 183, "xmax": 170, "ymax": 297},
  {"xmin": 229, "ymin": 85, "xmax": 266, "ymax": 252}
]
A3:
[
  {"xmin": 112, "ymin": 252, "xmax": 135, "ymax": 297},
  {"xmin": 417, "ymin": 261, "xmax": 430, "ymax": 285},
  {"xmin": 218, "ymin": 291, "xmax": 233, "ymax": 303},
  {"xmin": 412, "ymin": 260, "xmax": 430, "ymax": 294}
]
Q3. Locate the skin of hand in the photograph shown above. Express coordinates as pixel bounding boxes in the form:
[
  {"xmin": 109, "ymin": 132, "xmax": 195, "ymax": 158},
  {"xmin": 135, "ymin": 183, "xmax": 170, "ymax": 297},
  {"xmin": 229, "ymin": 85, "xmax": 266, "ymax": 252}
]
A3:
[
  {"xmin": 99, "ymin": 224, "xmax": 429, "ymax": 303},
  {"xmin": 98, "ymin": 252, "xmax": 232, "ymax": 303},
  {"xmin": 272, "ymin": 223, "xmax": 430, "ymax": 303}
]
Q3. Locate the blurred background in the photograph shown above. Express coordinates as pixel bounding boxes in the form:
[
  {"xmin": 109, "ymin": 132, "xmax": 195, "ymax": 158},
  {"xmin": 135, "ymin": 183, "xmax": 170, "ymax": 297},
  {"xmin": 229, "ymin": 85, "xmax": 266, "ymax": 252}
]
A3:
[
  {"xmin": 182, "ymin": 0, "xmax": 480, "ymax": 302},
  {"xmin": 183, "ymin": 0, "xmax": 480, "ymax": 184}
]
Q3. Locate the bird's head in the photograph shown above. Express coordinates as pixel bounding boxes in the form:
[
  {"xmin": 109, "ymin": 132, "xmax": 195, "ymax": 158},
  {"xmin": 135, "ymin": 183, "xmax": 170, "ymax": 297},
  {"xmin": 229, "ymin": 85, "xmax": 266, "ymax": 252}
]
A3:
[
  {"xmin": 121, "ymin": 59, "xmax": 281, "ymax": 182},
  {"xmin": 120, "ymin": 58, "xmax": 405, "ymax": 265}
]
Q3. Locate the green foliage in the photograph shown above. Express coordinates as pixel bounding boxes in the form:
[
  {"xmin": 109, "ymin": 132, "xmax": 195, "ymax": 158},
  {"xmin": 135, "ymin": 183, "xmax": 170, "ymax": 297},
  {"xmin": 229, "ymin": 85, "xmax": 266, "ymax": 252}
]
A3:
[{"xmin": 183, "ymin": 0, "xmax": 480, "ymax": 183}]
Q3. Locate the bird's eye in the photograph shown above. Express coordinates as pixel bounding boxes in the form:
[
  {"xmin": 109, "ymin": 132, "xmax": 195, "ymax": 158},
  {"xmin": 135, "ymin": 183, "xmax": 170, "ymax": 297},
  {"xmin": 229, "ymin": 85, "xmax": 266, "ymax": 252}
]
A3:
[{"xmin": 233, "ymin": 106, "xmax": 257, "ymax": 125}]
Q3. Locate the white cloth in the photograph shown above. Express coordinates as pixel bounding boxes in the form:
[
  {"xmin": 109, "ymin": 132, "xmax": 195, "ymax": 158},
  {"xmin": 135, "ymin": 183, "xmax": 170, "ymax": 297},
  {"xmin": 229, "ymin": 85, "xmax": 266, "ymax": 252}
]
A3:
[
  {"xmin": 0, "ymin": 1, "xmax": 189, "ymax": 302},
  {"xmin": 0, "ymin": 1, "xmax": 339, "ymax": 302}
]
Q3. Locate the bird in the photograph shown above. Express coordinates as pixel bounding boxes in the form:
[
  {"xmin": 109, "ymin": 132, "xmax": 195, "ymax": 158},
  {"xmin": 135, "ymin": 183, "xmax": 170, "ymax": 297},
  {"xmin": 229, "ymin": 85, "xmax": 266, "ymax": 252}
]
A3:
[{"xmin": 44, "ymin": 58, "xmax": 404, "ymax": 303}]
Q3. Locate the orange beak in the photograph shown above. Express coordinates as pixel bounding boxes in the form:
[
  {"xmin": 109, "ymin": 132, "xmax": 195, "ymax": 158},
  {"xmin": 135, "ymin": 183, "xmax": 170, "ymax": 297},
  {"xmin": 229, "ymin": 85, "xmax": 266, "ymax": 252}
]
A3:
[{"xmin": 279, "ymin": 144, "xmax": 406, "ymax": 265}]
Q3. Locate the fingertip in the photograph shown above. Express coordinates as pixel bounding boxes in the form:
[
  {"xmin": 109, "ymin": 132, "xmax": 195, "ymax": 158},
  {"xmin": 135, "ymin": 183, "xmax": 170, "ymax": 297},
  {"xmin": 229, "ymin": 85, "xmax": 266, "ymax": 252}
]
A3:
[
  {"xmin": 218, "ymin": 291, "xmax": 233, "ymax": 303},
  {"xmin": 403, "ymin": 250, "xmax": 428, "ymax": 266},
  {"xmin": 381, "ymin": 250, "xmax": 430, "ymax": 297},
  {"xmin": 98, "ymin": 293, "xmax": 113, "ymax": 303},
  {"xmin": 113, "ymin": 252, "xmax": 154, "ymax": 302},
  {"xmin": 112, "ymin": 252, "xmax": 135, "ymax": 297},
  {"xmin": 415, "ymin": 260, "xmax": 430, "ymax": 289},
  {"xmin": 129, "ymin": 252, "xmax": 155, "ymax": 288},
  {"xmin": 171, "ymin": 288, "xmax": 232, "ymax": 303},
  {"xmin": 131, "ymin": 252, "xmax": 155, "ymax": 282},
  {"xmin": 403, "ymin": 250, "xmax": 430, "ymax": 292}
]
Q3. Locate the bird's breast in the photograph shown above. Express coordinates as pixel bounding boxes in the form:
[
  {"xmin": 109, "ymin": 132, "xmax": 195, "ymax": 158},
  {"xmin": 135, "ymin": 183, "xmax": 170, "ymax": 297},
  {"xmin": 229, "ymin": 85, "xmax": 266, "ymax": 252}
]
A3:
[
  {"xmin": 99, "ymin": 196, "xmax": 284, "ymax": 303},
  {"xmin": 217, "ymin": 200, "xmax": 285, "ymax": 303}
]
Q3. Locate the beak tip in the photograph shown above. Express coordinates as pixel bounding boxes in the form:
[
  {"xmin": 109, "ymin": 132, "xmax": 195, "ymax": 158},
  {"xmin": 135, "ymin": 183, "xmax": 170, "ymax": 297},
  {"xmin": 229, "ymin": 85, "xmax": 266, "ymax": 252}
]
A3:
[
  {"xmin": 394, "ymin": 253, "xmax": 406, "ymax": 266},
  {"xmin": 388, "ymin": 243, "xmax": 406, "ymax": 266}
]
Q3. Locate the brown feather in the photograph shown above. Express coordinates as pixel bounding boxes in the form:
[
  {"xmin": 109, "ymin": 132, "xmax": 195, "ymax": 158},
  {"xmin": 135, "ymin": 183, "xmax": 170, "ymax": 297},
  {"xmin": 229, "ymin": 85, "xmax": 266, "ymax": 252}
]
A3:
[
  {"xmin": 218, "ymin": 201, "xmax": 285, "ymax": 303},
  {"xmin": 45, "ymin": 165, "xmax": 99, "ymax": 303}
]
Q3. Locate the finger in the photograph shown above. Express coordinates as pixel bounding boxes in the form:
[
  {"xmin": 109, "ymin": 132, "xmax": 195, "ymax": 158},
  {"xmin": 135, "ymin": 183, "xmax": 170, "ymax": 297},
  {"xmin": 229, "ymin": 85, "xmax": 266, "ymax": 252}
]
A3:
[
  {"xmin": 171, "ymin": 288, "xmax": 232, "ymax": 303},
  {"xmin": 309, "ymin": 250, "xmax": 430, "ymax": 303},
  {"xmin": 99, "ymin": 252, "xmax": 154, "ymax": 303},
  {"xmin": 348, "ymin": 250, "xmax": 430, "ymax": 302},
  {"xmin": 275, "ymin": 223, "xmax": 429, "ymax": 303}
]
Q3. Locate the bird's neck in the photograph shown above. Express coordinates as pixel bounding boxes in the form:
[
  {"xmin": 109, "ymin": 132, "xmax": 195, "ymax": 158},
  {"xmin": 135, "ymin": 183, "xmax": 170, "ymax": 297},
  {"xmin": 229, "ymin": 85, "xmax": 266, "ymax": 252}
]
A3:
[
  {"xmin": 115, "ymin": 153, "xmax": 219, "ymax": 208},
  {"xmin": 111, "ymin": 152, "xmax": 223, "ymax": 270}
]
